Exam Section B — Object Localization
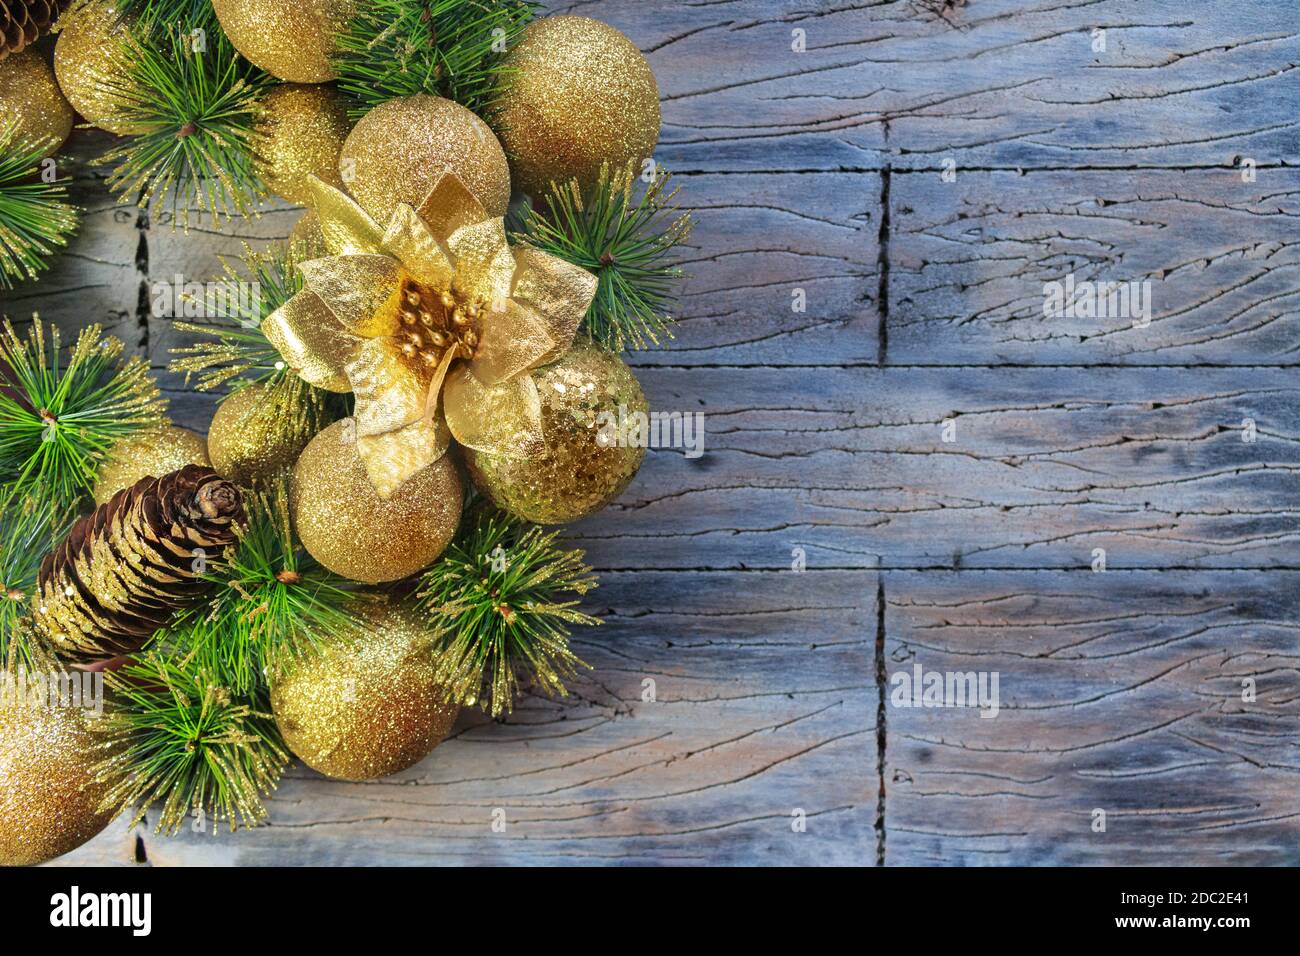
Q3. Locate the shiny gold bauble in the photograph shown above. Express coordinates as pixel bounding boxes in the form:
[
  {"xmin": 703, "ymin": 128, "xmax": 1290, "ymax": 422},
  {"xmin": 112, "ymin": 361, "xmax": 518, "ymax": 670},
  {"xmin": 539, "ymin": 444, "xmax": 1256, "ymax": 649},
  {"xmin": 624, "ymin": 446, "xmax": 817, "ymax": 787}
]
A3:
[
  {"xmin": 288, "ymin": 209, "xmax": 326, "ymax": 255},
  {"xmin": 291, "ymin": 419, "xmax": 463, "ymax": 584},
  {"xmin": 211, "ymin": 0, "xmax": 354, "ymax": 83},
  {"xmin": 339, "ymin": 94, "xmax": 511, "ymax": 225},
  {"xmin": 496, "ymin": 16, "xmax": 661, "ymax": 197},
  {"xmin": 93, "ymin": 425, "xmax": 211, "ymax": 504},
  {"xmin": 207, "ymin": 382, "xmax": 312, "ymax": 487},
  {"xmin": 0, "ymin": 50, "xmax": 75, "ymax": 157},
  {"xmin": 271, "ymin": 601, "xmax": 458, "ymax": 780},
  {"xmin": 465, "ymin": 344, "xmax": 647, "ymax": 524},
  {"xmin": 0, "ymin": 695, "xmax": 115, "ymax": 866},
  {"xmin": 252, "ymin": 83, "xmax": 352, "ymax": 205},
  {"xmin": 53, "ymin": 1, "xmax": 147, "ymax": 136}
]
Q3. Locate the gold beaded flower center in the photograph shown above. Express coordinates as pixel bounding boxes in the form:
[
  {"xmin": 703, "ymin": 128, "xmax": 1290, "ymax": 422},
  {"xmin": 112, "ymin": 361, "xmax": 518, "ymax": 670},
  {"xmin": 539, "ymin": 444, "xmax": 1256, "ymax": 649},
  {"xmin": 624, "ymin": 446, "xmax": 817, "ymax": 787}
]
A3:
[{"xmin": 396, "ymin": 275, "xmax": 484, "ymax": 368}]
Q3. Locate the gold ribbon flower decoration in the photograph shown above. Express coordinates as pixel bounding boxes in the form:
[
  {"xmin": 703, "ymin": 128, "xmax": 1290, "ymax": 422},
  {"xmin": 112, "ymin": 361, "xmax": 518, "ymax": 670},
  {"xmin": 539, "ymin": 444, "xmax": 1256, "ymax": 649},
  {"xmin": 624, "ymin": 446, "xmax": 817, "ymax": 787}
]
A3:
[{"xmin": 262, "ymin": 174, "xmax": 598, "ymax": 498}]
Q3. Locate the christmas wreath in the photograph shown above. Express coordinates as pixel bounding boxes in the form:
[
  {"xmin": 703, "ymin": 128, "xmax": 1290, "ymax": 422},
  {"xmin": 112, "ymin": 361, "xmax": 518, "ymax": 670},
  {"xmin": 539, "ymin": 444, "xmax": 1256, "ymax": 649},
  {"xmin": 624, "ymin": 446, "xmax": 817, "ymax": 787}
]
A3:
[{"xmin": 0, "ymin": 0, "xmax": 694, "ymax": 864}]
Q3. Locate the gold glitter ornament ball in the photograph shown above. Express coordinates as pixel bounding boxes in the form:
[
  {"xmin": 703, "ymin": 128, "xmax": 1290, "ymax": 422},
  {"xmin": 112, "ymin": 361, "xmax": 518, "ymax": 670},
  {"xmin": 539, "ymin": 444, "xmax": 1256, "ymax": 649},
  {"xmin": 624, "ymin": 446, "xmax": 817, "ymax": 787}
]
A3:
[
  {"xmin": 465, "ymin": 343, "xmax": 647, "ymax": 525},
  {"xmin": 496, "ymin": 16, "xmax": 661, "ymax": 198},
  {"xmin": 271, "ymin": 601, "xmax": 459, "ymax": 780},
  {"xmin": 53, "ymin": 0, "xmax": 147, "ymax": 136},
  {"xmin": 211, "ymin": 0, "xmax": 354, "ymax": 83},
  {"xmin": 207, "ymin": 383, "xmax": 313, "ymax": 487},
  {"xmin": 0, "ymin": 50, "xmax": 75, "ymax": 157},
  {"xmin": 339, "ymin": 94, "xmax": 512, "ymax": 225},
  {"xmin": 0, "ymin": 697, "xmax": 116, "ymax": 866},
  {"xmin": 252, "ymin": 83, "xmax": 353, "ymax": 205},
  {"xmin": 291, "ymin": 419, "xmax": 463, "ymax": 584},
  {"xmin": 93, "ymin": 424, "xmax": 211, "ymax": 504}
]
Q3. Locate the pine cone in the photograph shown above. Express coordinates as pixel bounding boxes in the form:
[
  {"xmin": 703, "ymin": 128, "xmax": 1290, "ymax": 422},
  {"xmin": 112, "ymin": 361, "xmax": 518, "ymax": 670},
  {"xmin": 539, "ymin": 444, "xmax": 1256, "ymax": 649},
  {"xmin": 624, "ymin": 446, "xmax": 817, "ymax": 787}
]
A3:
[
  {"xmin": 33, "ymin": 465, "xmax": 246, "ymax": 663},
  {"xmin": 0, "ymin": 0, "xmax": 71, "ymax": 59}
]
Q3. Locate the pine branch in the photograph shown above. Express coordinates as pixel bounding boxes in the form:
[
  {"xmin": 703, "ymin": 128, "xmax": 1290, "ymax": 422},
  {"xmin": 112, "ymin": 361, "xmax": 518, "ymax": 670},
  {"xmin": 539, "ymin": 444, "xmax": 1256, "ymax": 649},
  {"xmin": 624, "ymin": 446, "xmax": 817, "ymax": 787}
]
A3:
[
  {"xmin": 512, "ymin": 163, "xmax": 695, "ymax": 352},
  {"xmin": 0, "ymin": 490, "xmax": 73, "ymax": 670},
  {"xmin": 0, "ymin": 319, "xmax": 166, "ymax": 511},
  {"xmin": 333, "ymin": 0, "xmax": 539, "ymax": 119},
  {"xmin": 98, "ymin": 21, "xmax": 271, "ymax": 229},
  {"xmin": 93, "ymin": 651, "xmax": 289, "ymax": 835},
  {"xmin": 415, "ymin": 508, "xmax": 599, "ymax": 718},
  {"xmin": 174, "ymin": 476, "xmax": 366, "ymax": 695},
  {"xmin": 111, "ymin": 0, "xmax": 216, "ymax": 27},
  {"xmin": 0, "ymin": 119, "xmax": 79, "ymax": 289},
  {"xmin": 169, "ymin": 241, "xmax": 315, "ymax": 391}
]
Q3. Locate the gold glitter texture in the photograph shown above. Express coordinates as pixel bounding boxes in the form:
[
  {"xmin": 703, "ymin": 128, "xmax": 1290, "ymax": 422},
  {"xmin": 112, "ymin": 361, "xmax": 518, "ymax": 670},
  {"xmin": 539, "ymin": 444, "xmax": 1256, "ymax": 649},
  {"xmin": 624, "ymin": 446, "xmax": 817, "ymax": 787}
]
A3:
[
  {"xmin": 207, "ymin": 382, "xmax": 316, "ymax": 487},
  {"xmin": 465, "ymin": 343, "xmax": 647, "ymax": 524},
  {"xmin": 290, "ymin": 418, "xmax": 462, "ymax": 583},
  {"xmin": 0, "ymin": 49, "xmax": 74, "ymax": 157},
  {"xmin": 93, "ymin": 424, "xmax": 211, "ymax": 504},
  {"xmin": 271, "ymin": 601, "xmax": 459, "ymax": 781},
  {"xmin": 497, "ymin": 16, "xmax": 661, "ymax": 198},
  {"xmin": 252, "ymin": 83, "xmax": 353, "ymax": 205},
  {"xmin": 0, "ymin": 694, "xmax": 117, "ymax": 866},
  {"xmin": 52, "ymin": 1, "xmax": 146, "ymax": 136},
  {"xmin": 211, "ymin": 0, "xmax": 354, "ymax": 83},
  {"xmin": 339, "ymin": 94, "xmax": 511, "ymax": 227}
]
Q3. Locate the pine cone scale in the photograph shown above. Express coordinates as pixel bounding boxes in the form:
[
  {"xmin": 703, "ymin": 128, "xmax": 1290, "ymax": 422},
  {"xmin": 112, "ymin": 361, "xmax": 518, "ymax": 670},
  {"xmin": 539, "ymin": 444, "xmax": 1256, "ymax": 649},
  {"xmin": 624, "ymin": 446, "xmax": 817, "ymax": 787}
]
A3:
[
  {"xmin": 0, "ymin": 0, "xmax": 70, "ymax": 59},
  {"xmin": 34, "ymin": 465, "xmax": 246, "ymax": 662}
]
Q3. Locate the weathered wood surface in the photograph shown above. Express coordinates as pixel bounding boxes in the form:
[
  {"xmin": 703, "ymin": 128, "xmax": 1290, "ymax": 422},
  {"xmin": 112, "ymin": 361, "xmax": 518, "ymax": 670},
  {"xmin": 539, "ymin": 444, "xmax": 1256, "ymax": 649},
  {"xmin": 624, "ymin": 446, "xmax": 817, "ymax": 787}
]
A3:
[{"xmin": 4, "ymin": 0, "xmax": 1299, "ymax": 865}]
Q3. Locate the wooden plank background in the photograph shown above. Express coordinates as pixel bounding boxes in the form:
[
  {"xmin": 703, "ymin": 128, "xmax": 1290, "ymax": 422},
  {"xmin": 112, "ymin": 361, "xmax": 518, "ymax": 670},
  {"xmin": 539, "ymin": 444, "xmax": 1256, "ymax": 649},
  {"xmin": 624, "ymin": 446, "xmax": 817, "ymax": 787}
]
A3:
[{"xmin": 3, "ymin": 0, "xmax": 1297, "ymax": 865}]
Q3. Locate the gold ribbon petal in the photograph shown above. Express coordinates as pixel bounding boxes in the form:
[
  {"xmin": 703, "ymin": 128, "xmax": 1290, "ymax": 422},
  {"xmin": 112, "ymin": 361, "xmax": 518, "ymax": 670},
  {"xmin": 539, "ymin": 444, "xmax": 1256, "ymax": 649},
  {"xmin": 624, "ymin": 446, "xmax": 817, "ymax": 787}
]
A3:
[
  {"xmin": 355, "ymin": 416, "xmax": 451, "ymax": 500},
  {"xmin": 381, "ymin": 203, "xmax": 455, "ymax": 290},
  {"xmin": 261, "ymin": 289, "xmax": 357, "ymax": 393},
  {"xmin": 346, "ymin": 336, "xmax": 432, "ymax": 437},
  {"xmin": 443, "ymin": 364, "xmax": 544, "ymax": 459},
  {"xmin": 299, "ymin": 255, "xmax": 403, "ymax": 337},
  {"xmin": 470, "ymin": 298, "xmax": 555, "ymax": 387},
  {"xmin": 447, "ymin": 218, "xmax": 516, "ymax": 308},
  {"xmin": 416, "ymin": 172, "xmax": 490, "ymax": 245},
  {"xmin": 307, "ymin": 176, "xmax": 385, "ymax": 256},
  {"xmin": 510, "ymin": 247, "xmax": 598, "ymax": 365}
]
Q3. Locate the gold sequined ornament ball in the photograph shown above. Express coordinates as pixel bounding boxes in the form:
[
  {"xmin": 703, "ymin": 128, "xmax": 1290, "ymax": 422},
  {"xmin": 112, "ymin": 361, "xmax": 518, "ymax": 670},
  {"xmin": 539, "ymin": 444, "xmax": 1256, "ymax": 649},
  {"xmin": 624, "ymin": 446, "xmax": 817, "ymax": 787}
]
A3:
[
  {"xmin": 210, "ymin": 0, "xmax": 353, "ymax": 83},
  {"xmin": 339, "ymin": 94, "xmax": 512, "ymax": 227},
  {"xmin": 0, "ymin": 49, "xmax": 74, "ymax": 157},
  {"xmin": 288, "ymin": 209, "xmax": 326, "ymax": 255},
  {"xmin": 52, "ymin": 0, "xmax": 147, "ymax": 136},
  {"xmin": 496, "ymin": 16, "xmax": 661, "ymax": 197},
  {"xmin": 464, "ymin": 343, "xmax": 648, "ymax": 525},
  {"xmin": 271, "ymin": 601, "xmax": 459, "ymax": 781},
  {"xmin": 252, "ymin": 83, "xmax": 353, "ymax": 205},
  {"xmin": 0, "ymin": 695, "xmax": 117, "ymax": 865},
  {"xmin": 93, "ymin": 424, "xmax": 211, "ymax": 504},
  {"xmin": 207, "ymin": 382, "xmax": 315, "ymax": 487},
  {"xmin": 291, "ymin": 419, "xmax": 463, "ymax": 584}
]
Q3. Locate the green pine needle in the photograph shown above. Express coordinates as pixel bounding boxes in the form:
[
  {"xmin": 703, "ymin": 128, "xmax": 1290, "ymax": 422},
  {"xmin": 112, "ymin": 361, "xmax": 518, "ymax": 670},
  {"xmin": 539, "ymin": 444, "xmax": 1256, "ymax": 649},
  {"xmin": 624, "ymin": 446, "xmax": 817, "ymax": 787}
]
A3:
[
  {"xmin": 416, "ymin": 509, "xmax": 599, "ymax": 718},
  {"xmin": 0, "ymin": 319, "xmax": 166, "ymax": 511},
  {"xmin": 0, "ymin": 119, "xmax": 79, "ymax": 289},
  {"xmin": 333, "ymin": 0, "xmax": 540, "ymax": 119},
  {"xmin": 175, "ymin": 476, "xmax": 365, "ymax": 694},
  {"xmin": 99, "ymin": 22, "xmax": 271, "ymax": 229},
  {"xmin": 0, "ymin": 490, "xmax": 73, "ymax": 670},
  {"xmin": 513, "ymin": 163, "xmax": 695, "ymax": 352},
  {"xmin": 169, "ymin": 241, "xmax": 316, "ymax": 391},
  {"xmin": 94, "ymin": 652, "xmax": 290, "ymax": 835}
]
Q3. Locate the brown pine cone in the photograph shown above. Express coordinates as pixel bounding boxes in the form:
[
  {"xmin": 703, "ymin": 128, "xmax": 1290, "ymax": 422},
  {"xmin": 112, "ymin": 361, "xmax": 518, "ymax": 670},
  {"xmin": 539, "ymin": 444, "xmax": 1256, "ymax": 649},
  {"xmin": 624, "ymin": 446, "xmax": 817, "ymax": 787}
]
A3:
[
  {"xmin": 0, "ymin": 0, "xmax": 71, "ymax": 60},
  {"xmin": 32, "ymin": 465, "xmax": 246, "ymax": 664}
]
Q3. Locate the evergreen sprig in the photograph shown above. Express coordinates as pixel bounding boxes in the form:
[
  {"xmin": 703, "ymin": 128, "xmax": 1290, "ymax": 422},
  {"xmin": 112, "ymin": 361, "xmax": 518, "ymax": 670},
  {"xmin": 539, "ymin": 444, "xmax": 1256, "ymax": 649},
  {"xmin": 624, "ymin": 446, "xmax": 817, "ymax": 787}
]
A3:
[
  {"xmin": 169, "ymin": 241, "xmax": 313, "ymax": 391},
  {"xmin": 0, "ymin": 120, "xmax": 79, "ymax": 289},
  {"xmin": 513, "ymin": 163, "xmax": 695, "ymax": 352},
  {"xmin": 0, "ymin": 490, "xmax": 72, "ymax": 669},
  {"xmin": 99, "ymin": 22, "xmax": 271, "ymax": 229},
  {"xmin": 0, "ymin": 319, "xmax": 166, "ymax": 510},
  {"xmin": 94, "ymin": 652, "xmax": 290, "ymax": 835},
  {"xmin": 416, "ymin": 509, "xmax": 599, "ymax": 718},
  {"xmin": 333, "ymin": 0, "xmax": 540, "ymax": 119},
  {"xmin": 176, "ymin": 477, "xmax": 364, "ymax": 694}
]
